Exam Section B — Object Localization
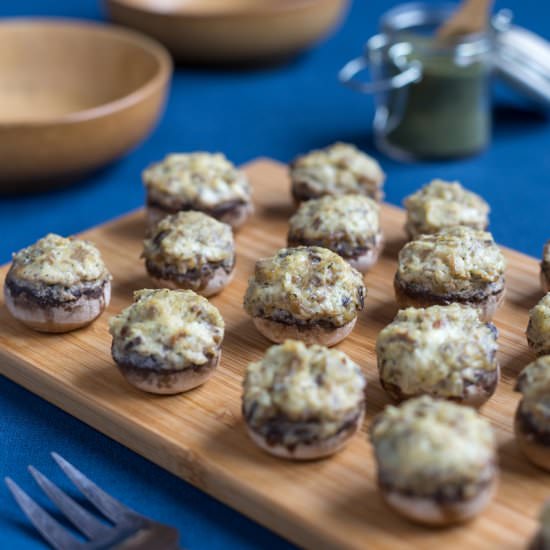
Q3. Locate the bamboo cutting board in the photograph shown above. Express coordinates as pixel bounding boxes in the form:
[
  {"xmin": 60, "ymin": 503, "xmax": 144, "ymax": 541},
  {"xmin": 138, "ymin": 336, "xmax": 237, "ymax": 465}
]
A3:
[{"xmin": 0, "ymin": 159, "xmax": 548, "ymax": 549}]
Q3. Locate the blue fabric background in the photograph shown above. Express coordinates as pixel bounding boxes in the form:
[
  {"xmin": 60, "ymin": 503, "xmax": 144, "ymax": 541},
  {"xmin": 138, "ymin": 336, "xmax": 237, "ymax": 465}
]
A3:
[{"xmin": 0, "ymin": 0, "xmax": 548, "ymax": 548}]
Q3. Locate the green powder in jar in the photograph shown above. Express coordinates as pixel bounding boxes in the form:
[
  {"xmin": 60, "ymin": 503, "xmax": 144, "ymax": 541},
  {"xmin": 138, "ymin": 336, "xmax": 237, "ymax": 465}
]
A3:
[{"xmin": 383, "ymin": 38, "xmax": 491, "ymax": 159}]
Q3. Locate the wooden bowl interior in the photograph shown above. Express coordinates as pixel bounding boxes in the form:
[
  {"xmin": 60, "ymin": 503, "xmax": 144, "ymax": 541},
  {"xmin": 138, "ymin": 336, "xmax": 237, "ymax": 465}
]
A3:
[{"xmin": 0, "ymin": 22, "xmax": 162, "ymax": 123}]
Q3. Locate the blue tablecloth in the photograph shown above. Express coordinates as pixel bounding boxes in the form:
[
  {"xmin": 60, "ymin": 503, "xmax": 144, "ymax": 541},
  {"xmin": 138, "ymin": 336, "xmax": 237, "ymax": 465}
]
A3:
[{"xmin": 0, "ymin": 0, "xmax": 548, "ymax": 548}]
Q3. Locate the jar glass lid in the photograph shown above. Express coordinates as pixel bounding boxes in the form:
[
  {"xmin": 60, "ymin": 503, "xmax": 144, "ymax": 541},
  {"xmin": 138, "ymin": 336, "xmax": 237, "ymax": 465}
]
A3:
[{"xmin": 492, "ymin": 10, "xmax": 550, "ymax": 109}]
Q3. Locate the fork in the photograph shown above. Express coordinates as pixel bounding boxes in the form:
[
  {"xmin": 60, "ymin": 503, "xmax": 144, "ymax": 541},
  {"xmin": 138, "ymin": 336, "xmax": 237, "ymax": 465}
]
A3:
[{"xmin": 5, "ymin": 452, "xmax": 181, "ymax": 550}]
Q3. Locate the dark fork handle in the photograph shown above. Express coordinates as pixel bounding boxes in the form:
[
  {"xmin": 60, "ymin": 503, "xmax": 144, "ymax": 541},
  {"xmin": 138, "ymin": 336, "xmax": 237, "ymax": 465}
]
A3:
[{"xmin": 113, "ymin": 524, "xmax": 182, "ymax": 550}]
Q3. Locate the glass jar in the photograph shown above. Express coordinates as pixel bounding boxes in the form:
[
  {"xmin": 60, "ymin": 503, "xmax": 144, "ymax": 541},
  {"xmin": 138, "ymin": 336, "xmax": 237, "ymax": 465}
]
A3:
[{"xmin": 339, "ymin": 3, "xmax": 494, "ymax": 161}]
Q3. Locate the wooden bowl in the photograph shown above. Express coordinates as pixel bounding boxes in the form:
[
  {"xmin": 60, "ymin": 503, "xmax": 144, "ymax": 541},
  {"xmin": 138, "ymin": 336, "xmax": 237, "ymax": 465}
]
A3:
[
  {"xmin": 0, "ymin": 19, "xmax": 172, "ymax": 192},
  {"xmin": 104, "ymin": 0, "xmax": 350, "ymax": 64}
]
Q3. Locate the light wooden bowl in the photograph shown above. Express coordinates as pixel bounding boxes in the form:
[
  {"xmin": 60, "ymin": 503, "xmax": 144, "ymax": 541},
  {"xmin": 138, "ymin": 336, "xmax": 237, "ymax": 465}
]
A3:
[
  {"xmin": 105, "ymin": 0, "xmax": 350, "ymax": 64},
  {"xmin": 0, "ymin": 19, "xmax": 172, "ymax": 192}
]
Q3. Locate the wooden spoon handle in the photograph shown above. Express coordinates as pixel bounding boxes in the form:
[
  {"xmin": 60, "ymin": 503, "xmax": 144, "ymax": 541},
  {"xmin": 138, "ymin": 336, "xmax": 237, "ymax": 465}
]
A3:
[{"xmin": 437, "ymin": 0, "xmax": 494, "ymax": 40}]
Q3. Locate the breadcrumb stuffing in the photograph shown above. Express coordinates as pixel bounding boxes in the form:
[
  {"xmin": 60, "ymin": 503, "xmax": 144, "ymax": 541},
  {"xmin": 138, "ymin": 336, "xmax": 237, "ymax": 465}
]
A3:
[
  {"xmin": 290, "ymin": 142, "xmax": 385, "ymax": 201},
  {"xmin": 396, "ymin": 226, "xmax": 505, "ymax": 295},
  {"xmin": 144, "ymin": 152, "xmax": 251, "ymax": 210},
  {"xmin": 377, "ymin": 305, "xmax": 498, "ymax": 399},
  {"xmin": 516, "ymin": 356, "xmax": 550, "ymax": 433},
  {"xmin": 527, "ymin": 293, "xmax": 550, "ymax": 357},
  {"xmin": 243, "ymin": 339, "xmax": 365, "ymax": 440},
  {"xmin": 404, "ymin": 179, "xmax": 489, "ymax": 238},
  {"xmin": 288, "ymin": 194, "xmax": 380, "ymax": 252},
  {"xmin": 143, "ymin": 211, "xmax": 234, "ymax": 274},
  {"xmin": 9, "ymin": 233, "xmax": 110, "ymax": 288},
  {"xmin": 109, "ymin": 289, "xmax": 224, "ymax": 370},
  {"xmin": 370, "ymin": 396, "xmax": 496, "ymax": 496},
  {"xmin": 244, "ymin": 246, "xmax": 365, "ymax": 327}
]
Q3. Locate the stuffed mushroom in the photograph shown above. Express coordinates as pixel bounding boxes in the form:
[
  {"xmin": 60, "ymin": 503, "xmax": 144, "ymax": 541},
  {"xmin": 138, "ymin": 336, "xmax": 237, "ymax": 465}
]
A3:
[
  {"xmin": 376, "ymin": 304, "xmax": 499, "ymax": 406},
  {"xmin": 109, "ymin": 289, "xmax": 224, "ymax": 394},
  {"xmin": 143, "ymin": 152, "xmax": 253, "ymax": 229},
  {"xmin": 143, "ymin": 211, "xmax": 235, "ymax": 297},
  {"xmin": 244, "ymin": 246, "xmax": 365, "ymax": 346},
  {"xmin": 290, "ymin": 142, "xmax": 385, "ymax": 204},
  {"xmin": 394, "ymin": 226, "xmax": 506, "ymax": 322},
  {"xmin": 527, "ymin": 293, "xmax": 550, "ymax": 357},
  {"xmin": 242, "ymin": 339, "xmax": 366, "ymax": 460},
  {"xmin": 287, "ymin": 194, "xmax": 383, "ymax": 272},
  {"xmin": 370, "ymin": 396, "xmax": 498, "ymax": 526},
  {"xmin": 515, "ymin": 356, "xmax": 550, "ymax": 472},
  {"xmin": 404, "ymin": 179, "xmax": 489, "ymax": 240},
  {"xmin": 4, "ymin": 233, "xmax": 111, "ymax": 333}
]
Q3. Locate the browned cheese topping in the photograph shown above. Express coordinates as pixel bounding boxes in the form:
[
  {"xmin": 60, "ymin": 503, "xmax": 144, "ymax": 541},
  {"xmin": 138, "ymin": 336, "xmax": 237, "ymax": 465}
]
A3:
[
  {"xmin": 109, "ymin": 289, "xmax": 224, "ymax": 370},
  {"xmin": 243, "ymin": 339, "xmax": 366, "ymax": 441},
  {"xmin": 243, "ymin": 246, "xmax": 365, "ymax": 327},
  {"xmin": 290, "ymin": 142, "xmax": 385, "ymax": 201},
  {"xmin": 143, "ymin": 152, "xmax": 251, "ymax": 210},
  {"xmin": 143, "ymin": 211, "xmax": 234, "ymax": 274},
  {"xmin": 377, "ymin": 305, "xmax": 498, "ymax": 399},
  {"xmin": 404, "ymin": 179, "xmax": 489, "ymax": 238},
  {"xmin": 370, "ymin": 396, "xmax": 496, "ymax": 497},
  {"xmin": 7, "ymin": 233, "xmax": 111, "ymax": 302},
  {"xmin": 288, "ymin": 194, "xmax": 380, "ymax": 251},
  {"xmin": 527, "ymin": 293, "xmax": 550, "ymax": 357},
  {"xmin": 516, "ymin": 356, "xmax": 550, "ymax": 434},
  {"xmin": 396, "ymin": 226, "xmax": 505, "ymax": 295}
]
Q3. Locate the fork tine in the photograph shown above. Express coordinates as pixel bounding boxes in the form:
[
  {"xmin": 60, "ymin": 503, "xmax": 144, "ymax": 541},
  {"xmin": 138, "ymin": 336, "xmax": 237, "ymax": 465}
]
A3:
[
  {"xmin": 51, "ymin": 453, "xmax": 141, "ymax": 524},
  {"xmin": 5, "ymin": 477, "xmax": 84, "ymax": 550},
  {"xmin": 28, "ymin": 466, "xmax": 112, "ymax": 540}
]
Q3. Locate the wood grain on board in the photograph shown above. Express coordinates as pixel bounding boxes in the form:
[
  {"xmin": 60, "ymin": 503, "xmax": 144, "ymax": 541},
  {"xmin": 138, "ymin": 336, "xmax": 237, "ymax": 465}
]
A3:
[{"xmin": 0, "ymin": 159, "xmax": 548, "ymax": 549}]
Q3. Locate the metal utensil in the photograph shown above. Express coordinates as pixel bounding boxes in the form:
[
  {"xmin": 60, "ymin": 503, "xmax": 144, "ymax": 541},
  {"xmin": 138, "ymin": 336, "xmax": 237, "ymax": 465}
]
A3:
[{"xmin": 5, "ymin": 452, "xmax": 181, "ymax": 550}]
